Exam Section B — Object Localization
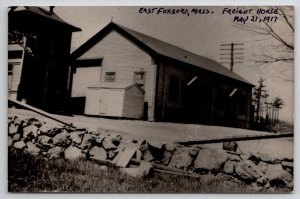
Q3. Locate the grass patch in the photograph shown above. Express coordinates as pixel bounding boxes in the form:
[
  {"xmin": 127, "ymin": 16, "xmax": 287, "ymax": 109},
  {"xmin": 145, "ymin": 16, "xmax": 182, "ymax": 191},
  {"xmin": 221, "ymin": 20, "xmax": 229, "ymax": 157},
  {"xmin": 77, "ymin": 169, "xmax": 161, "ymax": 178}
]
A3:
[{"xmin": 8, "ymin": 148, "xmax": 290, "ymax": 193}]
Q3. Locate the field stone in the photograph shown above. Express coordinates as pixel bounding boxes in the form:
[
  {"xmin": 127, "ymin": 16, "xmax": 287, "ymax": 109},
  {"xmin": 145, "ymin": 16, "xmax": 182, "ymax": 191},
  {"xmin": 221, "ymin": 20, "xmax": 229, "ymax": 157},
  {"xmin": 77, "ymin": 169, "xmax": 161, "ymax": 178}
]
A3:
[
  {"xmin": 102, "ymin": 136, "xmax": 117, "ymax": 150},
  {"xmin": 281, "ymin": 161, "xmax": 293, "ymax": 172},
  {"xmin": 13, "ymin": 140, "xmax": 26, "ymax": 149},
  {"xmin": 64, "ymin": 146, "xmax": 83, "ymax": 160},
  {"xmin": 240, "ymin": 154, "xmax": 250, "ymax": 160},
  {"xmin": 111, "ymin": 135, "xmax": 122, "ymax": 146},
  {"xmin": 13, "ymin": 117, "xmax": 22, "ymax": 125},
  {"xmin": 12, "ymin": 133, "xmax": 21, "ymax": 141},
  {"xmin": 143, "ymin": 150, "xmax": 155, "ymax": 162},
  {"xmin": 164, "ymin": 143, "xmax": 177, "ymax": 152},
  {"xmin": 193, "ymin": 148, "xmax": 228, "ymax": 173},
  {"xmin": 37, "ymin": 135, "xmax": 53, "ymax": 147},
  {"xmin": 257, "ymin": 152, "xmax": 280, "ymax": 164},
  {"xmin": 99, "ymin": 165, "xmax": 108, "ymax": 171},
  {"xmin": 27, "ymin": 118, "xmax": 43, "ymax": 127},
  {"xmin": 264, "ymin": 164, "xmax": 293, "ymax": 184},
  {"xmin": 235, "ymin": 160, "xmax": 262, "ymax": 182},
  {"xmin": 23, "ymin": 125, "xmax": 39, "ymax": 138},
  {"xmin": 223, "ymin": 161, "xmax": 236, "ymax": 174},
  {"xmin": 108, "ymin": 150, "xmax": 117, "ymax": 160},
  {"xmin": 135, "ymin": 149, "xmax": 142, "ymax": 161},
  {"xmin": 8, "ymin": 136, "xmax": 14, "ymax": 147},
  {"xmin": 9, "ymin": 123, "xmax": 19, "ymax": 135},
  {"xmin": 39, "ymin": 123, "xmax": 54, "ymax": 134},
  {"xmin": 189, "ymin": 146, "xmax": 199, "ymax": 157},
  {"xmin": 227, "ymin": 153, "xmax": 241, "ymax": 161},
  {"xmin": 52, "ymin": 130, "xmax": 70, "ymax": 147},
  {"xmin": 136, "ymin": 161, "xmax": 153, "ymax": 177},
  {"xmin": 148, "ymin": 140, "xmax": 163, "ymax": 150},
  {"xmin": 256, "ymin": 176, "xmax": 269, "ymax": 186},
  {"xmin": 26, "ymin": 141, "xmax": 41, "ymax": 156},
  {"xmin": 139, "ymin": 140, "xmax": 148, "ymax": 152},
  {"xmin": 47, "ymin": 146, "xmax": 63, "ymax": 159},
  {"xmin": 69, "ymin": 131, "xmax": 83, "ymax": 145},
  {"xmin": 161, "ymin": 151, "xmax": 173, "ymax": 166},
  {"xmin": 80, "ymin": 134, "xmax": 96, "ymax": 149},
  {"xmin": 120, "ymin": 168, "xmax": 139, "ymax": 177},
  {"xmin": 89, "ymin": 146, "xmax": 107, "ymax": 161},
  {"xmin": 95, "ymin": 134, "xmax": 106, "ymax": 145},
  {"xmin": 168, "ymin": 147, "xmax": 192, "ymax": 170},
  {"xmin": 47, "ymin": 127, "xmax": 63, "ymax": 137}
]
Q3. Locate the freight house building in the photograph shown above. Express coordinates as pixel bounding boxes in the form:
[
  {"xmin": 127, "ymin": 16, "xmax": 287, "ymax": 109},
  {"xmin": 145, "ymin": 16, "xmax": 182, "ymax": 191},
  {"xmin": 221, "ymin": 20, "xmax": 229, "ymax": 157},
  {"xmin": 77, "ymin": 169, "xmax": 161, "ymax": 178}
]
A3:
[{"xmin": 70, "ymin": 22, "xmax": 253, "ymax": 128}]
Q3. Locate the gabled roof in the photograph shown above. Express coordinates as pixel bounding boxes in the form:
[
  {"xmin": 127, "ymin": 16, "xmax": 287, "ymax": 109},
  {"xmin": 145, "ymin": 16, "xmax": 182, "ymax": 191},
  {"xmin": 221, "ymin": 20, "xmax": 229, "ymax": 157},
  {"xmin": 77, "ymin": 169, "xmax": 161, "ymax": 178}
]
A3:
[
  {"xmin": 88, "ymin": 82, "xmax": 145, "ymax": 94},
  {"xmin": 72, "ymin": 22, "xmax": 252, "ymax": 86},
  {"xmin": 9, "ymin": 7, "xmax": 81, "ymax": 32}
]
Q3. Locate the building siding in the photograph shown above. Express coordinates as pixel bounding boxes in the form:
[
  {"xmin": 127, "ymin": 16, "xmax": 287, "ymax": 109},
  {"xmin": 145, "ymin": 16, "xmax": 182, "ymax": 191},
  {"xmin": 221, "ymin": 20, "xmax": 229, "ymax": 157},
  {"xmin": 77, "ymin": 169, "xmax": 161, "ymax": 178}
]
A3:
[
  {"xmin": 78, "ymin": 30, "xmax": 156, "ymax": 120},
  {"xmin": 123, "ymin": 86, "xmax": 144, "ymax": 119},
  {"xmin": 155, "ymin": 59, "xmax": 252, "ymax": 128},
  {"xmin": 8, "ymin": 44, "xmax": 25, "ymax": 100},
  {"xmin": 71, "ymin": 67, "xmax": 101, "ymax": 97}
]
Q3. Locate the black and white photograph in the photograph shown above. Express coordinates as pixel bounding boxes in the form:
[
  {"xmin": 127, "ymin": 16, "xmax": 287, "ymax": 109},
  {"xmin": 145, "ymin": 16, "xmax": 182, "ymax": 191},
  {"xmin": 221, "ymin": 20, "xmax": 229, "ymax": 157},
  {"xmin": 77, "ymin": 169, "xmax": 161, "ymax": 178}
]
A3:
[{"xmin": 7, "ymin": 5, "xmax": 294, "ymax": 193}]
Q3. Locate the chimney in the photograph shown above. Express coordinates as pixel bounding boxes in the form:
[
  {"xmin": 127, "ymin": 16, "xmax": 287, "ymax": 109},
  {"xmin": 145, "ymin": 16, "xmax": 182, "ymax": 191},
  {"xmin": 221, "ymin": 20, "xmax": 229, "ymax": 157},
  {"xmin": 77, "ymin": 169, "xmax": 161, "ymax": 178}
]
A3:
[{"xmin": 50, "ymin": 6, "xmax": 55, "ymax": 13}]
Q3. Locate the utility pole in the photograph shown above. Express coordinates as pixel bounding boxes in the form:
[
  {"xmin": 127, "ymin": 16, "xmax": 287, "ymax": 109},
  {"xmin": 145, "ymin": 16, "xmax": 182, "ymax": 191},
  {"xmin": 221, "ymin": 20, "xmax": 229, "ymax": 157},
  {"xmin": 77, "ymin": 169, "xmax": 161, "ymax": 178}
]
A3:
[{"xmin": 220, "ymin": 43, "xmax": 244, "ymax": 71}]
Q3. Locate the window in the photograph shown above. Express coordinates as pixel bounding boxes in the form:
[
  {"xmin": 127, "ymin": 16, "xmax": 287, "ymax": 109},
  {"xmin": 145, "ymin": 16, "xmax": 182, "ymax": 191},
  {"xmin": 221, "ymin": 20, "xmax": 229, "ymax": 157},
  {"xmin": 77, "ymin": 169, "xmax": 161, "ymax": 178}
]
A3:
[
  {"xmin": 168, "ymin": 75, "xmax": 179, "ymax": 102},
  {"xmin": 134, "ymin": 71, "xmax": 145, "ymax": 88},
  {"xmin": 105, "ymin": 72, "xmax": 116, "ymax": 82}
]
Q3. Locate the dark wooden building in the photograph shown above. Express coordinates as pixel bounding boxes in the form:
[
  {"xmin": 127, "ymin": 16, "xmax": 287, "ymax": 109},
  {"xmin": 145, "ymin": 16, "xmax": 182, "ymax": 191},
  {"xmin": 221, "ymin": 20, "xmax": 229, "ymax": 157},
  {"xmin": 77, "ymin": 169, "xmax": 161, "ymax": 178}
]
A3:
[
  {"xmin": 70, "ymin": 22, "xmax": 253, "ymax": 128},
  {"xmin": 8, "ymin": 7, "xmax": 81, "ymax": 114}
]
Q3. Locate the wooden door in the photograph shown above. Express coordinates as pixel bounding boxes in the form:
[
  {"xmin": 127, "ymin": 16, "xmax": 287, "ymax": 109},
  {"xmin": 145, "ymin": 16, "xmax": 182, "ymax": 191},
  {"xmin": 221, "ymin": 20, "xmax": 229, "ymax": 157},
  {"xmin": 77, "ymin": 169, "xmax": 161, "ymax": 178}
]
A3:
[{"xmin": 99, "ymin": 90, "xmax": 109, "ymax": 114}]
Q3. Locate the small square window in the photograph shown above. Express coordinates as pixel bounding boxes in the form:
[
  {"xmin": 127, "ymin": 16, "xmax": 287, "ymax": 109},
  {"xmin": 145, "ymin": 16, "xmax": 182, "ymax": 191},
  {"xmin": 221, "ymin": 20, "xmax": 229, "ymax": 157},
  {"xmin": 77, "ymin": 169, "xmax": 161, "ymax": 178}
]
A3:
[
  {"xmin": 134, "ymin": 71, "xmax": 145, "ymax": 88},
  {"xmin": 105, "ymin": 72, "xmax": 116, "ymax": 82}
]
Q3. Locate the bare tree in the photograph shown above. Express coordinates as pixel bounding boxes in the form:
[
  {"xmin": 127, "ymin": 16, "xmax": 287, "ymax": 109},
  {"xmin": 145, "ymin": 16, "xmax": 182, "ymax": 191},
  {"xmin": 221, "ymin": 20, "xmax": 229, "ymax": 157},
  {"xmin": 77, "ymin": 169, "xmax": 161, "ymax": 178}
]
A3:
[
  {"xmin": 238, "ymin": 6, "xmax": 294, "ymax": 65},
  {"xmin": 271, "ymin": 97, "xmax": 284, "ymax": 123},
  {"xmin": 253, "ymin": 77, "xmax": 269, "ymax": 121}
]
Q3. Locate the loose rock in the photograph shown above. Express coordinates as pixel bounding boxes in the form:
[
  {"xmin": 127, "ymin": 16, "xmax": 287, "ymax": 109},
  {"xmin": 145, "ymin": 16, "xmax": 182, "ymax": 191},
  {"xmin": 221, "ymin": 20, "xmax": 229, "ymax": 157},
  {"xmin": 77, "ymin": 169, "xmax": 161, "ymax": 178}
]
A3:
[
  {"xmin": 193, "ymin": 148, "xmax": 228, "ymax": 174},
  {"xmin": 102, "ymin": 136, "xmax": 118, "ymax": 150},
  {"xmin": 143, "ymin": 150, "xmax": 155, "ymax": 162},
  {"xmin": 64, "ymin": 146, "xmax": 83, "ymax": 160},
  {"xmin": 37, "ymin": 135, "xmax": 53, "ymax": 148},
  {"xmin": 52, "ymin": 130, "xmax": 70, "ymax": 147},
  {"xmin": 89, "ymin": 146, "xmax": 107, "ymax": 161},
  {"xmin": 168, "ymin": 147, "xmax": 192, "ymax": 170},
  {"xmin": 23, "ymin": 125, "xmax": 39, "ymax": 138},
  {"xmin": 80, "ymin": 134, "xmax": 96, "ymax": 149},
  {"xmin": 13, "ymin": 140, "xmax": 26, "ymax": 149},
  {"xmin": 9, "ymin": 123, "xmax": 19, "ymax": 135},
  {"xmin": 47, "ymin": 146, "xmax": 64, "ymax": 159},
  {"xmin": 69, "ymin": 131, "xmax": 83, "ymax": 145},
  {"xmin": 26, "ymin": 142, "xmax": 41, "ymax": 156},
  {"xmin": 136, "ymin": 161, "xmax": 153, "ymax": 177},
  {"xmin": 223, "ymin": 161, "xmax": 236, "ymax": 174},
  {"xmin": 235, "ymin": 160, "xmax": 262, "ymax": 182}
]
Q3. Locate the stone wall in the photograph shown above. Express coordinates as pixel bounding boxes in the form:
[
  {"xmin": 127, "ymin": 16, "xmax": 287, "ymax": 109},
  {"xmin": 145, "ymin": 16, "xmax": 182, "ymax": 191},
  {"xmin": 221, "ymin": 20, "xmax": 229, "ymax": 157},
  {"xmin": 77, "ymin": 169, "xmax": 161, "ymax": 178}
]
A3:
[{"xmin": 8, "ymin": 115, "xmax": 293, "ymax": 189}]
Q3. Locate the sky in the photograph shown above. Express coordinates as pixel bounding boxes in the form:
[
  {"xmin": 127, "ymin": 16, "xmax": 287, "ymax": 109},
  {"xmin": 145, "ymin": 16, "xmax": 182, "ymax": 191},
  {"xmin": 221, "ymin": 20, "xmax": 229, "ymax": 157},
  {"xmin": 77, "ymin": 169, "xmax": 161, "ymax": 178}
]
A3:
[{"xmin": 50, "ymin": 6, "xmax": 293, "ymax": 122}]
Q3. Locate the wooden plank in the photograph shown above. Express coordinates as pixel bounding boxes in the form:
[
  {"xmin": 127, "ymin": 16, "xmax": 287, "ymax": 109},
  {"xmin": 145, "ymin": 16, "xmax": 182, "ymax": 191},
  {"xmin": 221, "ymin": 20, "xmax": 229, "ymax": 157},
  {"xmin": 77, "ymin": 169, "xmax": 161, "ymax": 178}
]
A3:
[
  {"xmin": 176, "ymin": 133, "xmax": 293, "ymax": 146},
  {"xmin": 111, "ymin": 145, "xmax": 126, "ymax": 165},
  {"xmin": 8, "ymin": 98, "xmax": 76, "ymax": 129},
  {"xmin": 115, "ymin": 145, "xmax": 137, "ymax": 168}
]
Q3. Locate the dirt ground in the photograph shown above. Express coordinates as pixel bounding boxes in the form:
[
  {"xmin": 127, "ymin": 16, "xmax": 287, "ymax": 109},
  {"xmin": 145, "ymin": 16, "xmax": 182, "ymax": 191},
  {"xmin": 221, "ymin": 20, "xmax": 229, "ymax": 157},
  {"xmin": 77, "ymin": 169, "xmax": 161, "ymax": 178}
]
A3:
[{"xmin": 8, "ymin": 108, "xmax": 293, "ymax": 160}]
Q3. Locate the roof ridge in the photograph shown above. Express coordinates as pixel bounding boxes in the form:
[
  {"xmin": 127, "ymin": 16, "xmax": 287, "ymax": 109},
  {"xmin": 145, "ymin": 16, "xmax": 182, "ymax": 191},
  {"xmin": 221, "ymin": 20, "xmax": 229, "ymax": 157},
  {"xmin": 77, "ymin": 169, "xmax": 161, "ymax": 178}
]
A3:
[{"xmin": 72, "ymin": 22, "xmax": 252, "ymax": 86}]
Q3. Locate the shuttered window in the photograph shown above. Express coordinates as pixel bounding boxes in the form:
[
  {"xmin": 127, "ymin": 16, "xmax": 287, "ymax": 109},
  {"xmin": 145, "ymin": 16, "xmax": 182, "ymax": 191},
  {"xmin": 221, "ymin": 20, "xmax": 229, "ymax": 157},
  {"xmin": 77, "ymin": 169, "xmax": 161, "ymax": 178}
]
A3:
[
  {"xmin": 134, "ymin": 71, "xmax": 145, "ymax": 88},
  {"xmin": 105, "ymin": 72, "xmax": 116, "ymax": 82}
]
